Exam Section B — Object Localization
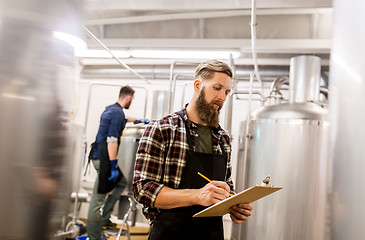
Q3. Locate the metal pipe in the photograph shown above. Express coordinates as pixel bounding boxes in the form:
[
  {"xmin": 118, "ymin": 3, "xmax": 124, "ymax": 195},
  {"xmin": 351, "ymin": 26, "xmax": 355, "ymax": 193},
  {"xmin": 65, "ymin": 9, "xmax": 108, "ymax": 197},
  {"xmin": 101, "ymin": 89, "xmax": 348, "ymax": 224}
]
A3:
[
  {"xmin": 320, "ymin": 86, "xmax": 328, "ymax": 99},
  {"xmin": 81, "ymin": 66, "xmax": 289, "ymax": 81},
  {"xmin": 169, "ymin": 61, "xmax": 198, "ymax": 113},
  {"xmin": 233, "ymin": 90, "xmax": 266, "ymax": 106},
  {"xmin": 238, "ymin": 72, "xmax": 255, "ymax": 240},
  {"xmin": 181, "ymin": 77, "xmax": 271, "ymax": 111},
  {"xmin": 224, "ymin": 55, "xmax": 236, "ymax": 134},
  {"xmin": 170, "ymin": 75, "xmax": 192, "ymax": 113},
  {"xmin": 224, "ymin": 93, "xmax": 234, "ymax": 134},
  {"xmin": 82, "ymin": 25, "xmax": 151, "ymax": 84},
  {"xmin": 224, "ymin": 89, "xmax": 265, "ymax": 134},
  {"xmin": 54, "ymin": 230, "xmax": 75, "ymax": 238},
  {"xmin": 321, "ymin": 72, "xmax": 329, "ymax": 87},
  {"xmin": 71, "ymin": 141, "xmax": 85, "ymax": 223},
  {"xmin": 134, "ymin": 86, "xmax": 148, "ymax": 119},
  {"xmin": 250, "ymin": 0, "xmax": 264, "ymax": 93},
  {"xmin": 181, "ymin": 81, "xmax": 193, "ymax": 108},
  {"xmin": 235, "ymin": 96, "xmax": 265, "ymax": 103},
  {"xmin": 233, "ymin": 90, "xmax": 265, "ymax": 101},
  {"xmin": 116, "ymin": 197, "xmax": 133, "ymax": 240},
  {"xmin": 268, "ymin": 76, "xmax": 289, "ymax": 104},
  {"xmin": 270, "ymin": 76, "xmax": 290, "ymax": 93},
  {"xmin": 242, "ymin": 73, "xmax": 255, "ymax": 188}
]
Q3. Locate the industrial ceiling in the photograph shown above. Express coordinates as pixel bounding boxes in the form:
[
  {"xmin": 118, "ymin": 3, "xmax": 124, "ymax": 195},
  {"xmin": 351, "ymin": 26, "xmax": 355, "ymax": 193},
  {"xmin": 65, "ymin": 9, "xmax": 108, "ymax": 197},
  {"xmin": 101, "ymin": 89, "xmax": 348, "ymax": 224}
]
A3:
[{"xmin": 81, "ymin": 0, "xmax": 333, "ymax": 80}]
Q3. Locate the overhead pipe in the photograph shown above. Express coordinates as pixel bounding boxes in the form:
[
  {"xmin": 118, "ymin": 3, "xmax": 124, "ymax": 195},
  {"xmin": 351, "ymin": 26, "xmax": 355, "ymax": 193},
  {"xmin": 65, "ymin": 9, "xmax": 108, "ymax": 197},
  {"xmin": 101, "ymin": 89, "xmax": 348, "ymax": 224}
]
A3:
[
  {"xmin": 81, "ymin": 66, "xmax": 289, "ymax": 81},
  {"xmin": 233, "ymin": 90, "xmax": 265, "ymax": 105},
  {"xmin": 82, "ymin": 25, "xmax": 151, "ymax": 84},
  {"xmin": 250, "ymin": 0, "xmax": 264, "ymax": 93}
]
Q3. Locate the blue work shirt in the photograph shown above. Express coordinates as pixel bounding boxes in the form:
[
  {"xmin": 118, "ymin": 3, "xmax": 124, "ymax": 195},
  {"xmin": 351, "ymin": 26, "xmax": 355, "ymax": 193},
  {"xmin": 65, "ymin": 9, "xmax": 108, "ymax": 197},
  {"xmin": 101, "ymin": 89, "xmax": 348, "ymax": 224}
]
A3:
[{"xmin": 91, "ymin": 102, "xmax": 127, "ymax": 159}]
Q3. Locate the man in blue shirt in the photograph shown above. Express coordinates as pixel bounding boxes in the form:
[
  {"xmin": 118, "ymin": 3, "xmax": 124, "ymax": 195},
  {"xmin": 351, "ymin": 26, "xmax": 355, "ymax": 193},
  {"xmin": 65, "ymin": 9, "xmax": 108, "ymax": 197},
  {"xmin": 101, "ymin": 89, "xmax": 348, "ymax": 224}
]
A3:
[{"xmin": 87, "ymin": 86, "xmax": 149, "ymax": 240}]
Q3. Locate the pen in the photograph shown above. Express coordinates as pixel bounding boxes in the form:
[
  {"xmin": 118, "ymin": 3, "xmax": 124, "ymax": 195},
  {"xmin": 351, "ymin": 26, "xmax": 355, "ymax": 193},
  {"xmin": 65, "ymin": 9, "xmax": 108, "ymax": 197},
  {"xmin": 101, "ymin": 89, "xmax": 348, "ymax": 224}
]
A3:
[{"xmin": 198, "ymin": 172, "xmax": 233, "ymax": 197}]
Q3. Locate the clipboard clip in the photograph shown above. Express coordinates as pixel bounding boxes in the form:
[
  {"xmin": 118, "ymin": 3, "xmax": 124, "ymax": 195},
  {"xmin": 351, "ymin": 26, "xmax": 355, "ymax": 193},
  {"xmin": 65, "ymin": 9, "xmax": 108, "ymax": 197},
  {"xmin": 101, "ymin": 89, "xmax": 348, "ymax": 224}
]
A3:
[{"xmin": 261, "ymin": 175, "xmax": 273, "ymax": 187}]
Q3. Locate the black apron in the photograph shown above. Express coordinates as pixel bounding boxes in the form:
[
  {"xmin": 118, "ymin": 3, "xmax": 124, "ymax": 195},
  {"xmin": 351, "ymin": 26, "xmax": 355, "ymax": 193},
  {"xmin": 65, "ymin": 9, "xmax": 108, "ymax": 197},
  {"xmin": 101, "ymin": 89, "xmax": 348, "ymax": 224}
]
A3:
[
  {"xmin": 148, "ymin": 110, "xmax": 227, "ymax": 240},
  {"xmin": 97, "ymin": 142, "xmax": 123, "ymax": 194}
]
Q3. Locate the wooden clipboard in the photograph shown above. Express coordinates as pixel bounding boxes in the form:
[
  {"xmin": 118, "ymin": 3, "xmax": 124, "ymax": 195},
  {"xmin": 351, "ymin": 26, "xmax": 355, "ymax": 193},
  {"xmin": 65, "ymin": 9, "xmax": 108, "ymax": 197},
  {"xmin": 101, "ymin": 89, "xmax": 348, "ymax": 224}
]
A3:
[{"xmin": 193, "ymin": 185, "xmax": 282, "ymax": 217}]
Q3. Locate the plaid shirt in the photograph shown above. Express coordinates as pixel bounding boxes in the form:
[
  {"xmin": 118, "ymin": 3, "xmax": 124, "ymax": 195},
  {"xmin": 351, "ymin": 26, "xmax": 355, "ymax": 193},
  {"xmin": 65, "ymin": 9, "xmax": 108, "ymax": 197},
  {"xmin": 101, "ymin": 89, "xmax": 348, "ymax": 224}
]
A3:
[{"xmin": 132, "ymin": 107, "xmax": 234, "ymax": 223}]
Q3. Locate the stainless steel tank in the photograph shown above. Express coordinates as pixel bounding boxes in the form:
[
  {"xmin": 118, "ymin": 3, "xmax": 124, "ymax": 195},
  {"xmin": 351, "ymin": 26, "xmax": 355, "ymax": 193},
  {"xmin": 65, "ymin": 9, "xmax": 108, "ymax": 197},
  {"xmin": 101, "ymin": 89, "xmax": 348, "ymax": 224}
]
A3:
[
  {"xmin": 117, "ymin": 125, "xmax": 145, "ymax": 194},
  {"xmin": 117, "ymin": 125, "xmax": 146, "ymax": 225},
  {"xmin": 233, "ymin": 56, "xmax": 329, "ymax": 240},
  {"xmin": 329, "ymin": 1, "xmax": 365, "ymax": 239},
  {"xmin": 0, "ymin": 0, "xmax": 82, "ymax": 239},
  {"xmin": 151, "ymin": 90, "xmax": 169, "ymax": 120}
]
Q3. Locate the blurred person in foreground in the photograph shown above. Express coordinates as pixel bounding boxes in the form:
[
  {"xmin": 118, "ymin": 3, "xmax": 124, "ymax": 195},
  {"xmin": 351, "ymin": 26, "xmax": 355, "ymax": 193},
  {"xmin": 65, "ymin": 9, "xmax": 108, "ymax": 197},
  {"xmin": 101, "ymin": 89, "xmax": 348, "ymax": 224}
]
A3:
[
  {"xmin": 87, "ymin": 85, "xmax": 149, "ymax": 240},
  {"xmin": 133, "ymin": 60, "xmax": 253, "ymax": 240}
]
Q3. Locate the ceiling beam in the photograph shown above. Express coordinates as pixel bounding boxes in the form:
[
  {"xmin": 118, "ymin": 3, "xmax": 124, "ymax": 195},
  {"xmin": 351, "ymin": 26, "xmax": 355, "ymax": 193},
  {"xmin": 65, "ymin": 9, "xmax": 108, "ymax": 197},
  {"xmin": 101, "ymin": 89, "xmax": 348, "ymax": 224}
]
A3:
[
  {"xmin": 81, "ymin": 57, "xmax": 329, "ymax": 67},
  {"xmin": 84, "ymin": 8, "xmax": 333, "ymax": 26},
  {"xmin": 84, "ymin": 0, "xmax": 332, "ymax": 11},
  {"xmin": 86, "ymin": 38, "xmax": 331, "ymax": 53}
]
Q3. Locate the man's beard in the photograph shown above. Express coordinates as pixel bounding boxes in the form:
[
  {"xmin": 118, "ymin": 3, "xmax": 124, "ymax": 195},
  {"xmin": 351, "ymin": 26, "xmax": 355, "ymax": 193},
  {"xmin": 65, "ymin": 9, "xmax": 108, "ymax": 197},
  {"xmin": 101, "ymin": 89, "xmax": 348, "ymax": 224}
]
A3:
[
  {"xmin": 196, "ymin": 87, "xmax": 222, "ymax": 127},
  {"xmin": 124, "ymin": 99, "xmax": 132, "ymax": 109}
]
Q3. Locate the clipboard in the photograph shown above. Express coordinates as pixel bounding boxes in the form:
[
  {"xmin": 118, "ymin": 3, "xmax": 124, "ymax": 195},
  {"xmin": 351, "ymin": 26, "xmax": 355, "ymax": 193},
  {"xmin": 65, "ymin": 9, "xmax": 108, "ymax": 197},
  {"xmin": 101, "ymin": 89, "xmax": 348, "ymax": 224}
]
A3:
[{"xmin": 193, "ymin": 185, "xmax": 282, "ymax": 217}]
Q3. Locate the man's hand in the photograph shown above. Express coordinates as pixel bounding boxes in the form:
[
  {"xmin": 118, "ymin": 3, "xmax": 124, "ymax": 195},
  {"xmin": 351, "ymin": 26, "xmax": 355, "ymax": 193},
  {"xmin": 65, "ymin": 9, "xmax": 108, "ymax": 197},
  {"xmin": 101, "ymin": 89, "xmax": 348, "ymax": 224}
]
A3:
[
  {"xmin": 196, "ymin": 181, "xmax": 231, "ymax": 206},
  {"xmin": 108, "ymin": 159, "xmax": 119, "ymax": 181},
  {"xmin": 229, "ymin": 203, "xmax": 253, "ymax": 224}
]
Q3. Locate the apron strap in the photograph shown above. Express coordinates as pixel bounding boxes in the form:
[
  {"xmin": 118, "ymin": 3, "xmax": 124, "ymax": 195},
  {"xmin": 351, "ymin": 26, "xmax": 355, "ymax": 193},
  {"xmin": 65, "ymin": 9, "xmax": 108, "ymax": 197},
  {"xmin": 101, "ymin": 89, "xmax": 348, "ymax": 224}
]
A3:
[{"xmin": 179, "ymin": 109, "xmax": 194, "ymax": 151}]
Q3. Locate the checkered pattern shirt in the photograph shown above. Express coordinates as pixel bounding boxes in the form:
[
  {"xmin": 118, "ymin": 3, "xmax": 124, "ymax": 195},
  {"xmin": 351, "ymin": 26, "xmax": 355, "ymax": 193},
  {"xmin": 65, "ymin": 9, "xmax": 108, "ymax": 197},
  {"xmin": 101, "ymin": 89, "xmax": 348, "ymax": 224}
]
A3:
[{"xmin": 132, "ymin": 107, "xmax": 235, "ymax": 223}]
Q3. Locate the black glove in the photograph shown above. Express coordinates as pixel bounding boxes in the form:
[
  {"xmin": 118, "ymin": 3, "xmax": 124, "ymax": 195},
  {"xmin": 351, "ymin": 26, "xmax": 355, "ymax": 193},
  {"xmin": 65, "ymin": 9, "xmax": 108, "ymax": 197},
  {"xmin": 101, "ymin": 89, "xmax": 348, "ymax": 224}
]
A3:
[{"xmin": 134, "ymin": 119, "xmax": 150, "ymax": 124}]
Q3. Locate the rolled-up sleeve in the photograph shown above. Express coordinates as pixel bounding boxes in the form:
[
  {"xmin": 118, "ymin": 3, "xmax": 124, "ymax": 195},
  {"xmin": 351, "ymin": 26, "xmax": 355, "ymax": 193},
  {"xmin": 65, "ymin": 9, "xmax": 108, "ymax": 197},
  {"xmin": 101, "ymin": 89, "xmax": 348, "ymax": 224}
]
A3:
[
  {"xmin": 107, "ymin": 110, "xmax": 124, "ymax": 139},
  {"xmin": 133, "ymin": 121, "xmax": 166, "ymax": 208}
]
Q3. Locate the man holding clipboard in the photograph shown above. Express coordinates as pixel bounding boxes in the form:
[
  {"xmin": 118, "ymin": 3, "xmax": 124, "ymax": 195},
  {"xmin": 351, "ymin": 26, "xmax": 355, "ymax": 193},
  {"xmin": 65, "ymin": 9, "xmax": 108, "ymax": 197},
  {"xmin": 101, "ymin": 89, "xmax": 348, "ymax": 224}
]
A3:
[{"xmin": 133, "ymin": 60, "xmax": 253, "ymax": 240}]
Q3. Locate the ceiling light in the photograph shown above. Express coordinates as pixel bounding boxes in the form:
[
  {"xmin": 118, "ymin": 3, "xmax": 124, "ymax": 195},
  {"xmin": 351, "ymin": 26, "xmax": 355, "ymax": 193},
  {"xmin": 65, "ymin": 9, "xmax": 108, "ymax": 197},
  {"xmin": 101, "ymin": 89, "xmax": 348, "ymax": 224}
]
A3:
[
  {"xmin": 79, "ymin": 49, "xmax": 131, "ymax": 58},
  {"xmin": 53, "ymin": 31, "xmax": 87, "ymax": 56}
]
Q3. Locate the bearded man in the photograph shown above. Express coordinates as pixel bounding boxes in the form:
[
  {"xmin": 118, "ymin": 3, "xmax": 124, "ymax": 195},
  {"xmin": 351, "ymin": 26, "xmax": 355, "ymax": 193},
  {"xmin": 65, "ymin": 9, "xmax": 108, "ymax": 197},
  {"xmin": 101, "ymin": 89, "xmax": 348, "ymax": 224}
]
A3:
[{"xmin": 132, "ymin": 60, "xmax": 253, "ymax": 240}]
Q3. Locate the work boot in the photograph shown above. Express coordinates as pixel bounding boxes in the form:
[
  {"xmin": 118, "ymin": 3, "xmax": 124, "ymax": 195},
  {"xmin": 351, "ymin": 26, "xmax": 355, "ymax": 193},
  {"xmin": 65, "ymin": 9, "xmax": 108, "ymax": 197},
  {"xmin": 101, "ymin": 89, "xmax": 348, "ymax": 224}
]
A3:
[{"xmin": 102, "ymin": 220, "xmax": 117, "ymax": 229}]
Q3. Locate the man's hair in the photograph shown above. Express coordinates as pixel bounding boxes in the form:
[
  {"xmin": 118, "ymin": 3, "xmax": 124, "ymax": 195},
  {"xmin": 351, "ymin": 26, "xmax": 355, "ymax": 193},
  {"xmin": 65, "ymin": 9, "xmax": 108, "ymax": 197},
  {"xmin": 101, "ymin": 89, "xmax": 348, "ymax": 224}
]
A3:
[
  {"xmin": 119, "ymin": 85, "xmax": 135, "ymax": 98},
  {"xmin": 194, "ymin": 60, "xmax": 233, "ymax": 80}
]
